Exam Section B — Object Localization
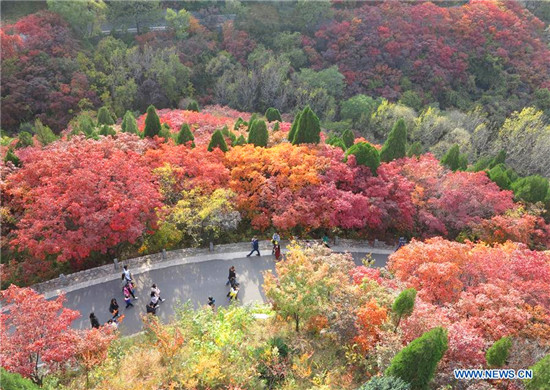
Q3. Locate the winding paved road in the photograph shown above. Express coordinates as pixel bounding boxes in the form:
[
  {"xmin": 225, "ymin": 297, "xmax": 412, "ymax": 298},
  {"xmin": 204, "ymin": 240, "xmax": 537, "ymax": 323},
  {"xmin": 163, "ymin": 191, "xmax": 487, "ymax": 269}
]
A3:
[{"xmin": 63, "ymin": 251, "xmax": 389, "ymax": 335}]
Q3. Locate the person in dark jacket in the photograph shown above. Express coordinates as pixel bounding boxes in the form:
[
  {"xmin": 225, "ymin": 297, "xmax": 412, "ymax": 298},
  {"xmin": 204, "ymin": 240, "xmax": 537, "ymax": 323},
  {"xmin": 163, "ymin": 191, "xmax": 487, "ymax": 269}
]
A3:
[
  {"xmin": 246, "ymin": 237, "xmax": 261, "ymax": 257},
  {"xmin": 226, "ymin": 266, "xmax": 237, "ymax": 286},
  {"xmin": 109, "ymin": 298, "xmax": 119, "ymax": 319},
  {"xmin": 90, "ymin": 312, "xmax": 100, "ymax": 329}
]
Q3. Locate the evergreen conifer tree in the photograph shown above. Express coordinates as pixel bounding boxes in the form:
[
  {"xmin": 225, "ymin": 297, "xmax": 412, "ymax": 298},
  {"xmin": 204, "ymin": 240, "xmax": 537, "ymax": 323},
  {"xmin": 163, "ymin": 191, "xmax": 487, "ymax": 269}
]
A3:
[
  {"xmin": 177, "ymin": 123, "xmax": 195, "ymax": 147},
  {"xmin": 407, "ymin": 142, "xmax": 423, "ymax": 158},
  {"xmin": 292, "ymin": 106, "xmax": 321, "ymax": 145},
  {"xmin": 99, "ymin": 125, "xmax": 116, "ymax": 136},
  {"xmin": 97, "ymin": 107, "xmax": 114, "ymax": 126},
  {"xmin": 144, "ymin": 105, "xmax": 161, "ymax": 138},
  {"xmin": 208, "ymin": 129, "xmax": 228, "ymax": 152},
  {"xmin": 248, "ymin": 119, "xmax": 269, "ymax": 147},
  {"xmin": 288, "ymin": 111, "xmax": 302, "ymax": 142},
  {"xmin": 441, "ymin": 144, "xmax": 461, "ymax": 171},
  {"xmin": 33, "ymin": 119, "xmax": 57, "ymax": 146},
  {"xmin": 346, "ymin": 142, "xmax": 380, "ymax": 175},
  {"xmin": 247, "ymin": 113, "xmax": 258, "ymax": 132},
  {"xmin": 121, "ymin": 111, "xmax": 138, "ymax": 134},
  {"xmin": 187, "ymin": 100, "xmax": 200, "ymax": 112},
  {"xmin": 342, "ymin": 129, "xmax": 355, "ymax": 148},
  {"xmin": 486, "ymin": 337, "xmax": 512, "ymax": 368},
  {"xmin": 265, "ymin": 107, "xmax": 282, "ymax": 122},
  {"xmin": 234, "ymin": 134, "xmax": 246, "ymax": 146},
  {"xmin": 4, "ymin": 149, "xmax": 21, "ymax": 167},
  {"xmin": 392, "ymin": 288, "xmax": 417, "ymax": 331},
  {"xmin": 15, "ymin": 131, "xmax": 34, "ymax": 149},
  {"xmin": 386, "ymin": 327, "xmax": 448, "ymax": 390},
  {"xmin": 326, "ymin": 136, "xmax": 346, "ymax": 151},
  {"xmin": 380, "ymin": 118, "xmax": 407, "ymax": 162}
]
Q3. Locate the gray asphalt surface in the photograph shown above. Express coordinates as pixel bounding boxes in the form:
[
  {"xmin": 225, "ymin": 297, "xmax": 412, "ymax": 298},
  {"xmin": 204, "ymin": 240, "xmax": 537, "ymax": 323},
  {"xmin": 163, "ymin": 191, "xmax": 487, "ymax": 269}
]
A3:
[{"xmin": 63, "ymin": 252, "xmax": 389, "ymax": 335}]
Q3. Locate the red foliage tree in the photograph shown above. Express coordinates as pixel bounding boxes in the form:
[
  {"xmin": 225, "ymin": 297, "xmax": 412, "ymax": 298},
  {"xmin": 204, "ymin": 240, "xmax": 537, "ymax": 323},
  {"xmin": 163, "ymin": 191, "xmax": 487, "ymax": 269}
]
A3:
[
  {"xmin": 0, "ymin": 285, "xmax": 80, "ymax": 385},
  {"xmin": 6, "ymin": 136, "xmax": 162, "ymax": 268},
  {"xmin": 354, "ymin": 299, "xmax": 388, "ymax": 352}
]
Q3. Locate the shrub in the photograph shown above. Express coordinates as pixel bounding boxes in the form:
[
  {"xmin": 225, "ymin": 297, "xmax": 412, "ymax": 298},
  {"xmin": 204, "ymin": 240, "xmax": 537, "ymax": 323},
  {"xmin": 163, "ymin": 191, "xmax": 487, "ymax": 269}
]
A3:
[
  {"xmin": 234, "ymin": 134, "xmax": 246, "ymax": 146},
  {"xmin": 248, "ymin": 120, "xmax": 269, "ymax": 147},
  {"xmin": 526, "ymin": 354, "xmax": 550, "ymax": 390},
  {"xmin": 187, "ymin": 100, "xmax": 200, "ymax": 112},
  {"xmin": 208, "ymin": 129, "xmax": 228, "ymax": 152},
  {"xmin": 265, "ymin": 107, "xmax": 282, "ymax": 122},
  {"xmin": 326, "ymin": 136, "xmax": 346, "ymax": 151},
  {"xmin": 342, "ymin": 129, "xmax": 355, "ymax": 148},
  {"xmin": 488, "ymin": 164, "xmax": 512, "ymax": 190},
  {"xmin": 158, "ymin": 123, "xmax": 173, "ymax": 142},
  {"xmin": 32, "ymin": 119, "xmax": 57, "ymax": 146},
  {"xmin": 15, "ymin": 131, "xmax": 34, "ymax": 149},
  {"xmin": 407, "ymin": 142, "xmax": 422, "ymax": 157},
  {"xmin": 247, "ymin": 113, "xmax": 258, "ymax": 132},
  {"xmin": 357, "ymin": 376, "xmax": 411, "ymax": 390},
  {"xmin": 288, "ymin": 110, "xmax": 302, "ymax": 142},
  {"xmin": 392, "ymin": 288, "xmax": 417, "ymax": 330},
  {"xmin": 346, "ymin": 142, "xmax": 380, "ymax": 175},
  {"xmin": 0, "ymin": 368, "xmax": 39, "ymax": 390},
  {"xmin": 97, "ymin": 106, "xmax": 114, "ymax": 126},
  {"xmin": 380, "ymin": 118, "xmax": 407, "ymax": 162},
  {"xmin": 176, "ymin": 123, "xmax": 194, "ymax": 146},
  {"xmin": 144, "ymin": 105, "xmax": 161, "ymax": 138},
  {"xmin": 268, "ymin": 337, "xmax": 289, "ymax": 358},
  {"xmin": 486, "ymin": 337, "xmax": 512, "ymax": 367},
  {"xmin": 385, "ymin": 327, "xmax": 448, "ymax": 390},
  {"xmin": 292, "ymin": 106, "xmax": 321, "ymax": 145},
  {"xmin": 234, "ymin": 117, "xmax": 245, "ymax": 130},
  {"xmin": 4, "ymin": 149, "xmax": 20, "ymax": 166},
  {"xmin": 441, "ymin": 144, "xmax": 461, "ymax": 171},
  {"xmin": 121, "ymin": 111, "xmax": 138, "ymax": 134},
  {"xmin": 512, "ymin": 175, "xmax": 549, "ymax": 203},
  {"xmin": 99, "ymin": 125, "xmax": 116, "ymax": 137}
]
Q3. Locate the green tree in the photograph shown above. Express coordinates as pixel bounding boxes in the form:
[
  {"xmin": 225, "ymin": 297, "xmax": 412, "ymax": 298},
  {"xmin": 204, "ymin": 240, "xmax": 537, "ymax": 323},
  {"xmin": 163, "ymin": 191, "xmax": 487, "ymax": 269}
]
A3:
[
  {"xmin": 187, "ymin": 100, "xmax": 200, "ymax": 112},
  {"xmin": 47, "ymin": 0, "xmax": 106, "ymax": 38},
  {"xmin": 380, "ymin": 118, "xmax": 408, "ymax": 162},
  {"xmin": 144, "ymin": 105, "xmax": 161, "ymax": 138},
  {"xmin": 106, "ymin": 0, "xmax": 161, "ymax": 35},
  {"xmin": 292, "ymin": 106, "xmax": 321, "ymax": 145},
  {"xmin": 326, "ymin": 136, "xmax": 346, "ymax": 151},
  {"xmin": 0, "ymin": 368, "xmax": 39, "ymax": 390},
  {"xmin": 488, "ymin": 164, "xmax": 512, "ymax": 190},
  {"xmin": 234, "ymin": 134, "xmax": 246, "ymax": 146},
  {"xmin": 265, "ymin": 107, "xmax": 282, "ymax": 122},
  {"xmin": 74, "ymin": 113, "xmax": 96, "ymax": 138},
  {"xmin": 407, "ymin": 142, "xmax": 423, "ymax": 157},
  {"xmin": 176, "ymin": 123, "xmax": 195, "ymax": 147},
  {"xmin": 15, "ymin": 131, "xmax": 34, "ymax": 149},
  {"xmin": 208, "ymin": 130, "xmax": 228, "ymax": 152},
  {"xmin": 99, "ymin": 125, "xmax": 116, "ymax": 136},
  {"xmin": 342, "ymin": 129, "xmax": 355, "ymax": 148},
  {"xmin": 486, "ymin": 337, "xmax": 512, "ymax": 368},
  {"xmin": 32, "ymin": 119, "xmax": 57, "ymax": 146},
  {"xmin": 399, "ymin": 90, "xmax": 423, "ymax": 112},
  {"xmin": 248, "ymin": 119, "xmax": 269, "ymax": 147},
  {"xmin": 392, "ymin": 288, "xmax": 417, "ymax": 331},
  {"xmin": 441, "ymin": 144, "xmax": 461, "ymax": 171},
  {"xmin": 121, "ymin": 111, "xmax": 138, "ymax": 134},
  {"xmin": 158, "ymin": 123, "xmax": 173, "ymax": 142},
  {"xmin": 526, "ymin": 354, "xmax": 550, "ymax": 390},
  {"xmin": 288, "ymin": 111, "xmax": 302, "ymax": 142},
  {"xmin": 165, "ymin": 8, "xmax": 190, "ymax": 40},
  {"xmin": 489, "ymin": 149, "xmax": 507, "ymax": 169},
  {"xmin": 385, "ymin": 327, "xmax": 448, "ymax": 390},
  {"xmin": 512, "ymin": 175, "xmax": 549, "ymax": 203},
  {"xmin": 234, "ymin": 117, "xmax": 245, "ymax": 130},
  {"xmin": 358, "ymin": 376, "xmax": 411, "ymax": 390},
  {"xmin": 97, "ymin": 106, "xmax": 114, "ymax": 126},
  {"xmin": 346, "ymin": 142, "xmax": 380, "ymax": 175},
  {"xmin": 340, "ymin": 94, "xmax": 380, "ymax": 126},
  {"xmin": 4, "ymin": 149, "xmax": 21, "ymax": 167},
  {"xmin": 247, "ymin": 113, "xmax": 258, "ymax": 132}
]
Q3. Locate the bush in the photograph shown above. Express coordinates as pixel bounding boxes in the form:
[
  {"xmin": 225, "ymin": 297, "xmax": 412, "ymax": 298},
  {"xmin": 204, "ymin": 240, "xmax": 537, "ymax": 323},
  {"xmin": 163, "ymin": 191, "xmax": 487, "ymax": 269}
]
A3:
[
  {"xmin": 357, "ymin": 376, "xmax": 411, "ymax": 390},
  {"xmin": 346, "ymin": 142, "xmax": 380, "ymax": 175},
  {"xmin": 392, "ymin": 288, "xmax": 417, "ymax": 330},
  {"xmin": 4, "ymin": 149, "xmax": 21, "ymax": 166},
  {"xmin": 234, "ymin": 134, "xmax": 246, "ymax": 146},
  {"xmin": 248, "ymin": 119, "xmax": 269, "ymax": 147},
  {"xmin": 441, "ymin": 144, "xmax": 468, "ymax": 171},
  {"xmin": 121, "ymin": 111, "xmax": 138, "ymax": 134},
  {"xmin": 288, "ymin": 111, "xmax": 302, "ymax": 142},
  {"xmin": 407, "ymin": 142, "xmax": 423, "ymax": 157},
  {"xmin": 488, "ymin": 164, "xmax": 512, "ymax": 190},
  {"xmin": 144, "ymin": 105, "xmax": 161, "ymax": 138},
  {"xmin": 342, "ymin": 129, "xmax": 355, "ymax": 148},
  {"xmin": 234, "ymin": 117, "xmax": 245, "ymax": 130},
  {"xmin": 158, "ymin": 123, "xmax": 173, "ymax": 142},
  {"xmin": 292, "ymin": 106, "xmax": 321, "ymax": 145},
  {"xmin": 268, "ymin": 336, "xmax": 289, "ymax": 358},
  {"xmin": 512, "ymin": 175, "xmax": 549, "ymax": 203},
  {"xmin": 486, "ymin": 337, "xmax": 512, "ymax": 367},
  {"xmin": 15, "ymin": 131, "xmax": 34, "ymax": 149},
  {"xmin": 265, "ymin": 107, "xmax": 282, "ymax": 122},
  {"xmin": 526, "ymin": 354, "xmax": 550, "ymax": 390},
  {"xmin": 0, "ymin": 368, "xmax": 40, "ymax": 389},
  {"xmin": 33, "ymin": 119, "xmax": 57, "ymax": 146},
  {"xmin": 208, "ymin": 130, "xmax": 228, "ymax": 152},
  {"xmin": 326, "ymin": 136, "xmax": 346, "ymax": 151},
  {"xmin": 99, "ymin": 125, "xmax": 116, "ymax": 136},
  {"xmin": 97, "ymin": 106, "xmax": 114, "ymax": 126},
  {"xmin": 176, "ymin": 123, "xmax": 194, "ymax": 146},
  {"xmin": 247, "ymin": 113, "xmax": 258, "ymax": 132},
  {"xmin": 187, "ymin": 100, "xmax": 200, "ymax": 112},
  {"xmin": 340, "ymin": 94, "xmax": 380, "ymax": 125},
  {"xmin": 380, "ymin": 118, "xmax": 407, "ymax": 162},
  {"xmin": 385, "ymin": 327, "xmax": 448, "ymax": 390}
]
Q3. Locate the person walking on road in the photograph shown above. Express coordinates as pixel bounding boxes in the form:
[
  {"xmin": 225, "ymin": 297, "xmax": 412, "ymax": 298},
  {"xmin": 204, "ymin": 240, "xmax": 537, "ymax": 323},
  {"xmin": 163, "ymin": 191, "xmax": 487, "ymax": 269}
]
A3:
[
  {"xmin": 123, "ymin": 285, "xmax": 134, "ymax": 308},
  {"xmin": 226, "ymin": 266, "xmax": 237, "ymax": 286},
  {"xmin": 146, "ymin": 302, "xmax": 157, "ymax": 315},
  {"xmin": 227, "ymin": 283, "xmax": 240, "ymax": 302},
  {"xmin": 151, "ymin": 284, "xmax": 165, "ymax": 303},
  {"xmin": 246, "ymin": 237, "xmax": 261, "ymax": 257},
  {"xmin": 274, "ymin": 243, "xmax": 281, "ymax": 261},
  {"xmin": 272, "ymin": 232, "xmax": 280, "ymax": 254},
  {"xmin": 90, "ymin": 312, "xmax": 100, "ymax": 329},
  {"xmin": 121, "ymin": 265, "xmax": 137, "ymax": 299},
  {"xmin": 208, "ymin": 296, "xmax": 216, "ymax": 311},
  {"xmin": 150, "ymin": 291, "xmax": 160, "ymax": 309},
  {"xmin": 109, "ymin": 298, "xmax": 120, "ymax": 320}
]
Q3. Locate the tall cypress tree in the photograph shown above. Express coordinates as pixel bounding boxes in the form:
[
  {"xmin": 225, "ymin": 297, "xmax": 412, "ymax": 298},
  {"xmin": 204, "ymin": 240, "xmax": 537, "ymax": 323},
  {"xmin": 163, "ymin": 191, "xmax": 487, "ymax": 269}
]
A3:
[
  {"xmin": 292, "ymin": 106, "xmax": 321, "ymax": 145},
  {"xmin": 288, "ymin": 110, "xmax": 302, "ymax": 142},
  {"xmin": 208, "ymin": 129, "xmax": 228, "ymax": 152},
  {"xmin": 121, "ymin": 111, "xmax": 138, "ymax": 134},
  {"xmin": 187, "ymin": 100, "xmax": 200, "ymax": 112},
  {"xmin": 248, "ymin": 119, "xmax": 269, "ymax": 147},
  {"xmin": 265, "ymin": 107, "xmax": 282, "ymax": 122},
  {"xmin": 386, "ymin": 327, "xmax": 448, "ymax": 390},
  {"xmin": 441, "ymin": 144, "xmax": 461, "ymax": 171},
  {"xmin": 342, "ymin": 129, "xmax": 355, "ymax": 148},
  {"xmin": 392, "ymin": 288, "xmax": 417, "ymax": 331},
  {"xmin": 247, "ymin": 113, "xmax": 258, "ymax": 132},
  {"xmin": 380, "ymin": 118, "xmax": 407, "ymax": 162},
  {"xmin": 234, "ymin": 134, "xmax": 246, "ymax": 146},
  {"xmin": 97, "ymin": 107, "xmax": 114, "ymax": 126},
  {"xmin": 177, "ymin": 123, "xmax": 195, "ymax": 146},
  {"xmin": 144, "ymin": 105, "xmax": 161, "ymax": 138},
  {"xmin": 234, "ymin": 117, "xmax": 245, "ymax": 130}
]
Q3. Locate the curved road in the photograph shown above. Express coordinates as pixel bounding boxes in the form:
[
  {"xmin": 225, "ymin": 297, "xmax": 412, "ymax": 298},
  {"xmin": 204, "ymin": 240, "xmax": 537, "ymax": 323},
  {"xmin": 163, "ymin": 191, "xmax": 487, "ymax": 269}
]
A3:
[{"xmin": 63, "ymin": 251, "xmax": 389, "ymax": 335}]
